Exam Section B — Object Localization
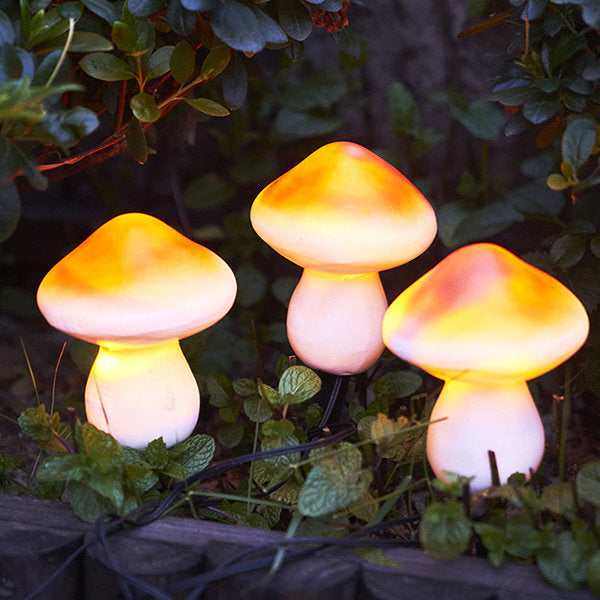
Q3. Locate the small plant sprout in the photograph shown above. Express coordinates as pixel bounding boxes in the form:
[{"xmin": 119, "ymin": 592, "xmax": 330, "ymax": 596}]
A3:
[
  {"xmin": 250, "ymin": 141, "xmax": 437, "ymax": 375},
  {"xmin": 37, "ymin": 213, "xmax": 237, "ymax": 449},
  {"xmin": 382, "ymin": 243, "xmax": 589, "ymax": 491}
]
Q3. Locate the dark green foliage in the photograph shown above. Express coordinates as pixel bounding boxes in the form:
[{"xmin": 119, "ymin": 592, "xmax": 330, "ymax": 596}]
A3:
[{"xmin": 0, "ymin": 0, "xmax": 358, "ymax": 239}]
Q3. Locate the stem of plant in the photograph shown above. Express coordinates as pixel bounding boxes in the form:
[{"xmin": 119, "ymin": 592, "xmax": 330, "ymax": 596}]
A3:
[
  {"xmin": 558, "ymin": 361, "xmax": 572, "ymax": 483},
  {"xmin": 45, "ymin": 18, "xmax": 75, "ymax": 88},
  {"xmin": 247, "ymin": 419, "xmax": 260, "ymax": 517}
]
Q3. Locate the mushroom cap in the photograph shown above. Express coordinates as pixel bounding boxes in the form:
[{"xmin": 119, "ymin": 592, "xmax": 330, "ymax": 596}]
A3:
[
  {"xmin": 382, "ymin": 243, "xmax": 589, "ymax": 383},
  {"xmin": 37, "ymin": 213, "xmax": 237, "ymax": 346},
  {"xmin": 250, "ymin": 141, "xmax": 437, "ymax": 274}
]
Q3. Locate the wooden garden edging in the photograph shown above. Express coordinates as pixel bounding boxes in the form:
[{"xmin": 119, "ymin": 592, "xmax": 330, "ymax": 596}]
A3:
[{"xmin": 0, "ymin": 493, "xmax": 596, "ymax": 600}]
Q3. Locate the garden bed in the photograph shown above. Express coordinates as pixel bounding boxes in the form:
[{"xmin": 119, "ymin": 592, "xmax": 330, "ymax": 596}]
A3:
[{"xmin": 0, "ymin": 493, "xmax": 595, "ymax": 600}]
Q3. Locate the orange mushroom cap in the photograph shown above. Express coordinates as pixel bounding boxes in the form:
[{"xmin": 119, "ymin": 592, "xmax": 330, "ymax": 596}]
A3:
[
  {"xmin": 37, "ymin": 213, "xmax": 237, "ymax": 346},
  {"xmin": 250, "ymin": 141, "xmax": 437, "ymax": 274},
  {"xmin": 382, "ymin": 243, "xmax": 589, "ymax": 383}
]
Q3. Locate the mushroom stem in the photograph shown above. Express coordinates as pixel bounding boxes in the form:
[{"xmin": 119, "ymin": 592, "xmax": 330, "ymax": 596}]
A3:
[
  {"xmin": 426, "ymin": 380, "xmax": 545, "ymax": 492},
  {"xmin": 85, "ymin": 340, "xmax": 199, "ymax": 449},
  {"xmin": 286, "ymin": 270, "xmax": 388, "ymax": 376}
]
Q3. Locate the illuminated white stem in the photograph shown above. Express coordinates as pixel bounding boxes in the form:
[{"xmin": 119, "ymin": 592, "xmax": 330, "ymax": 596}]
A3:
[
  {"xmin": 85, "ymin": 340, "xmax": 199, "ymax": 449},
  {"xmin": 426, "ymin": 380, "xmax": 545, "ymax": 492},
  {"xmin": 286, "ymin": 269, "xmax": 388, "ymax": 375}
]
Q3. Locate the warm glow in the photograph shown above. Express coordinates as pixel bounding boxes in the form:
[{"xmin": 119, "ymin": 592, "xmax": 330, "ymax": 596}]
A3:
[
  {"xmin": 37, "ymin": 213, "xmax": 237, "ymax": 449},
  {"xmin": 37, "ymin": 213, "xmax": 237, "ymax": 345},
  {"xmin": 86, "ymin": 341, "xmax": 199, "ymax": 449},
  {"xmin": 251, "ymin": 141, "xmax": 437, "ymax": 375},
  {"xmin": 427, "ymin": 380, "xmax": 545, "ymax": 491},
  {"xmin": 383, "ymin": 243, "xmax": 589, "ymax": 383},
  {"xmin": 251, "ymin": 141, "xmax": 437, "ymax": 274},
  {"xmin": 383, "ymin": 243, "xmax": 589, "ymax": 489},
  {"xmin": 287, "ymin": 270, "xmax": 388, "ymax": 375}
]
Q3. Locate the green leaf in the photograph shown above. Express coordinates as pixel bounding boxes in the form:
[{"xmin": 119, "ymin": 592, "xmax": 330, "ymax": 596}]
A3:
[
  {"xmin": 200, "ymin": 44, "xmax": 231, "ymax": 80},
  {"xmin": 166, "ymin": 0, "xmax": 195, "ymax": 35},
  {"xmin": 233, "ymin": 379, "xmax": 257, "ymax": 397},
  {"xmin": 130, "ymin": 92, "xmax": 161, "ymax": 122},
  {"xmin": 18, "ymin": 405, "xmax": 73, "ymax": 452},
  {"xmin": 244, "ymin": 394, "xmax": 273, "ymax": 423},
  {"xmin": 299, "ymin": 402, "xmax": 321, "ymax": 429},
  {"xmin": 219, "ymin": 400, "xmax": 239, "ymax": 423},
  {"xmin": 145, "ymin": 437, "xmax": 168, "ymax": 469},
  {"xmin": 128, "ymin": 0, "xmax": 165, "ymax": 16},
  {"xmin": 590, "ymin": 233, "xmax": 600, "ymax": 258},
  {"xmin": 184, "ymin": 97, "xmax": 230, "ymax": 116},
  {"xmin": 576, "ymin": 461, "xmax": 600, "ymax": 507},
  {"xmin": 278, "ymin": 0, "xmax": 312, "ymax": 42},
  {"xmin": 207, "ymin": 372, "xmax": 234, "ymax": 407},
  {"xmin": 67, "ymin": 480, "xmax": 115, "ymax": 522},
  {"xmin": 437, "ymin": 200, "xmax": 523, "ymax": 248},
  {"xmin": 112, "ymin": 21, "xmax": 136, "ymax": 52},
  {"xmin": 419, "ymin": 501, "xmax": 472, "ymax": 560},
  {"xmin": 12, "ymin": 145, "xmax": 47, "ymax": 191},
  {"xmin": 82, "ymin": 0, "xmax": 119, "ymax": 24},
  {"xmin": 79, "ymin": 52, "xmax": 136, "ymax": 81},
  {"xmin": 80, "ymin": 423, "xmax": 124, "ymax": 472},
  {"xmin": 211, "ymin": 0, "xmax": 265, "ymax": 53},
  {"xmin": 41, "ymin": 106, "xmax": 99, "ymax": 147},
  {"xmin": 222, "ymin": 52, "xmax": 247, "ymax": 110},
  {"xmin": 258, "ymin": 381, "xmax": 283, "ymax": 407},
  {"xmin": 42, "ymin": 30, "xmax": 114, "ymax": 53},
  {"xmin": 541, "ymin": 482, "xmax": 577, "ymax": 519},
  {"xmin": 334, "ymin": 24, "xmax": 362, "ymax": 59},
  {"xmin": 146, "ymin": 45, "xmax": 174, "ymax": 79},
  {"xmin": 254, "ymin": 7, "xmax": 288, "ymax": 44},
  {"xmin": 588, "ymin": 551, "xmax": 600, "ymax": 596},
  {"xmin": 278, "ymin": 366, "xmax": 321, "ymax": 405},
  {"xmin": 369, "ymin": 413, "xmax": 412, "ymax": 459},
  {"xmin": 123, "ymin": 7, "xmax": 156, "ymax": 54},
  {"xmin": 547, "ymin": 173, "xmax": 571, "ymax": 190},
  {"xmin": 449, "ymin": 99, "xmax": 505, "ymax": 140},
  {"xmin": 0, "ymin": 11, "xmax": 15, "ymax": 45},
  {"xmin": 126, "ymin": 117, "xmax": 154, "ymax": 164},
  {"xmin": 488, "ymin": 85, "xmax": 539, "ymax": 105},
  {"xmin": 374, "ymin": 371, "xmax": 422, "ymax": 401},
  {"xmin": 388, "ymin": 80, "xmax": 419, "ymax": 136},
  {"xmin": 298, "ymin": 443, "xmax": 372, "ymax": 517},
  {"xmin": 216, "ymin": 422, "xmax": 245, "ymax": 447},
  {"xmin": 537, "ymin": 532, "xmax": 589, "ymax": 590},
  {"xmin": 561, "ymin": 118, "xmax": 597, "ymax": 172},
  {"xmin": 522, "ymin": 93, "xmax": 561, "ymax": 123},
  {"xmin": 550, "ymin": 234, "xmax": 586, "ymax": 268},
  {"xmin": 181, "ymin": 0, "xmax": 216, "ymax": 9},
  {"xmin": 168, "ymin": 434, "xmax": 215, "ymax": 477},
  {"xmin": 170, "ymin": 39, "xmax": 195, "ymax": 84},
  {"xmin": 0, "ymin": 183, "xmax": 20, "ymax": 242}
]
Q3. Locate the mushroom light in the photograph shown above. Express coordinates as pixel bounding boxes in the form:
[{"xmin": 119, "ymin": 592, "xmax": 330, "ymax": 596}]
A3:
[
  {"xmin": 382, "ymin": 243, "xmax": 589, "ymax": 491},
  {"xmin": 250, "ymin": 141, "xmax": 437, "ymax": 375},
  {"xmin": 37, "ymin": 213, "xmax": 237, "ymax": 449}
]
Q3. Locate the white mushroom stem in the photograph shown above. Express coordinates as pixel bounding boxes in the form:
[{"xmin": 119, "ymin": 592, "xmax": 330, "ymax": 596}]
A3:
[
  {"xmin": 426, "ymin": 380, "xmax": 545, "ymax": 492},
  {"xmin": 286, "ymin": 269, "xmax": 388, "ymax": 375},
  {"xmin": 85, "ymin": 340, "xmax": 199, "ymax": 449}
]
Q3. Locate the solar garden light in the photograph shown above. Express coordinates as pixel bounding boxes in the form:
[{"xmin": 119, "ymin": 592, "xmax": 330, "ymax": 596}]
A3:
[
  {"xmin": 250, "ymin": 141, "xmax": 437, "ymax": 376},
  {"xmin": 37, "ymin": 213, "xmax": 237, "ymax": 449},
  {"xmin": 382, "ymin": 243, "xmax": 589, "ymax": 491}
]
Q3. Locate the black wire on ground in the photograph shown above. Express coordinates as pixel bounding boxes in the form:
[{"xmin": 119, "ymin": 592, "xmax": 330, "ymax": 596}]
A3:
[{"xmin": 24, "ymin": 422, "xmax": 355, "ymax": 600}]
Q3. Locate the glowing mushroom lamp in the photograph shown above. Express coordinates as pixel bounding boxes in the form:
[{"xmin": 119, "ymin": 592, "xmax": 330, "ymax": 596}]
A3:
[
  {"xmin": 250, "ymin": 141, "xmax": 437, "ymax": 375},
  {"xmin": 37, "ymin": 213, "xmax": 237, "ymax": 449},
  {"xmin": 382, "ymin": 243, "xmax": 589, "ymax": 491}
]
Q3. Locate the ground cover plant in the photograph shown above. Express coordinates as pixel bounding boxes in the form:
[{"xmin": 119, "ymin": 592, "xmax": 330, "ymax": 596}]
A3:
[{"xmin": 0, "ymin": 0, "xmax": 600, "ymax": 597}]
